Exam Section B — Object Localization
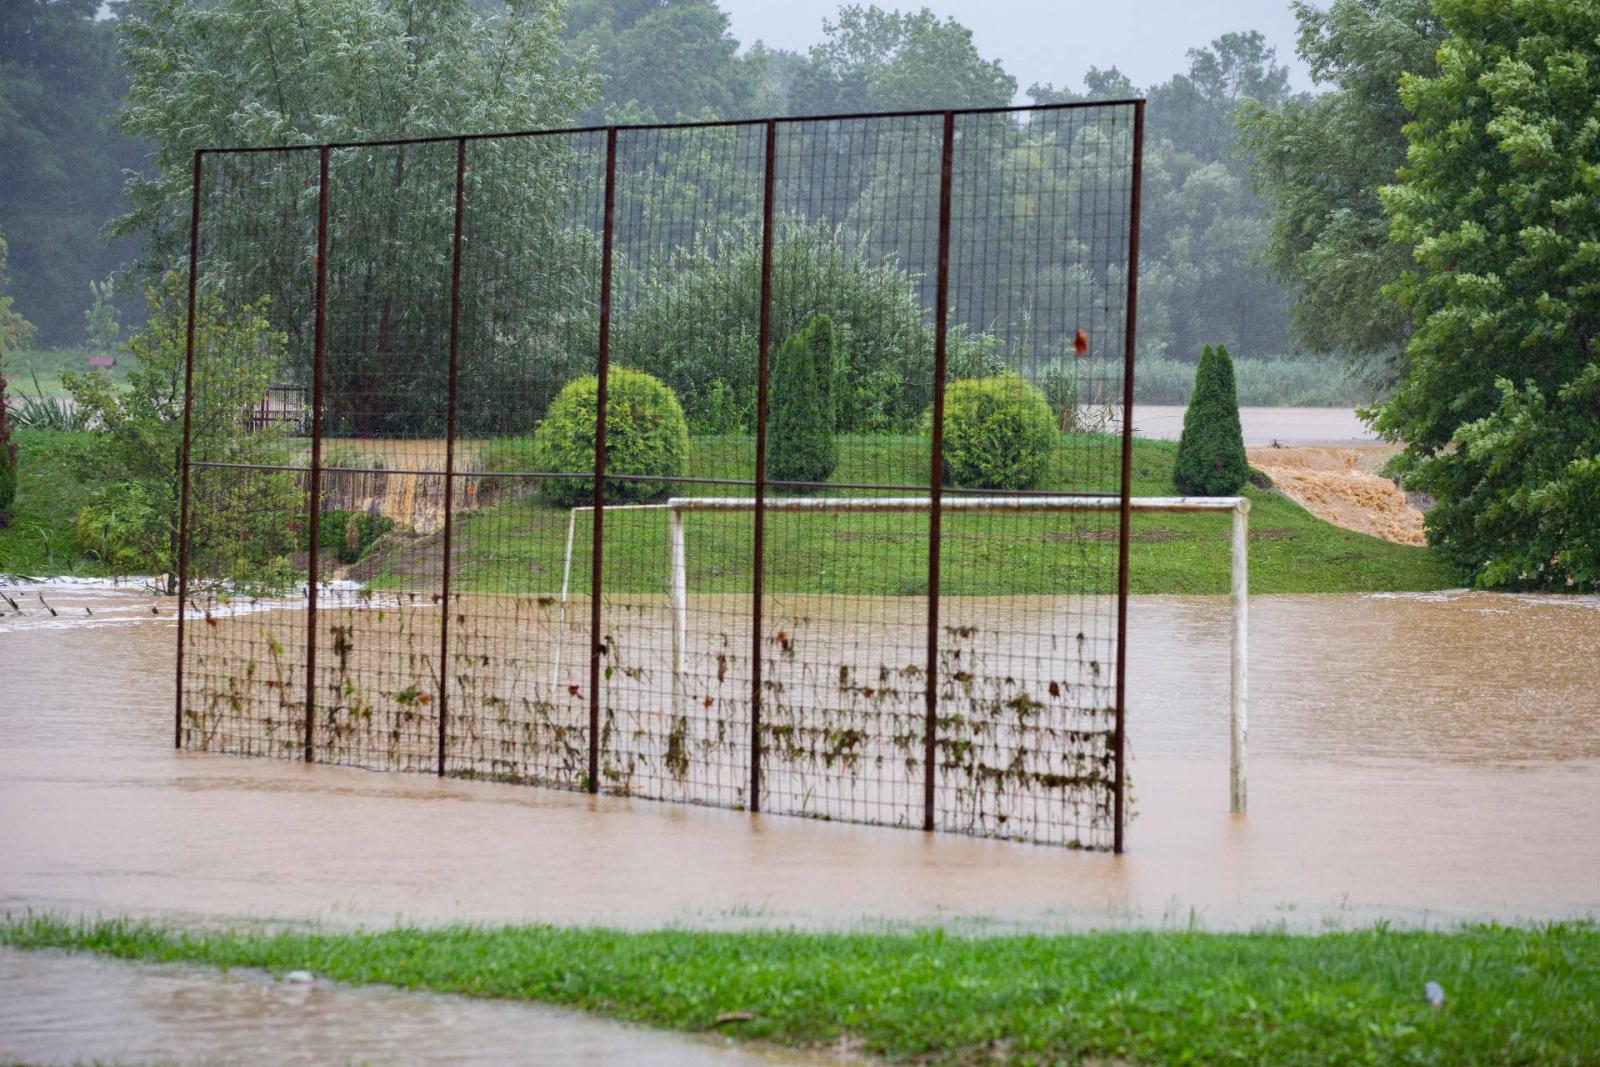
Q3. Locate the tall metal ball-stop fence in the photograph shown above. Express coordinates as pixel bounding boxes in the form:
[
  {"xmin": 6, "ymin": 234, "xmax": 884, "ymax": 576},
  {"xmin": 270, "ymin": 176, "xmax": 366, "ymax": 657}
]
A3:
[{"xmin": 173, "ymin": 100, "xmax": 1247, "ymax": 854}]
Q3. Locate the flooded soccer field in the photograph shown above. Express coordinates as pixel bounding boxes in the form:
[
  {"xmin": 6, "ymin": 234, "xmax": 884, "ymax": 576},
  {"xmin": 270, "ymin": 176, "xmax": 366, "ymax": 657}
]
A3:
[{"xmin": 1, "ymin": 578, "xmax": 1597, "ymax": 931}]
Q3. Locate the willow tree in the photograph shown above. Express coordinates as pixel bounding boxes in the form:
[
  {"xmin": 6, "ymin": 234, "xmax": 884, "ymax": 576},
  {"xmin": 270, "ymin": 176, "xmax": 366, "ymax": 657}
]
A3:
[{"xmin": 116, "ymin": 0, "xmax": 600, "ymax": 435}]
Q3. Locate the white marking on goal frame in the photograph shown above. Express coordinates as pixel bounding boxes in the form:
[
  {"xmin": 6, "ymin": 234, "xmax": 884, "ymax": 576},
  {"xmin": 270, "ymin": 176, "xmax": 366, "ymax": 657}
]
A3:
[{"xmin": 555, "ymin": 494, "xmax": 1250, "ymax": 815}]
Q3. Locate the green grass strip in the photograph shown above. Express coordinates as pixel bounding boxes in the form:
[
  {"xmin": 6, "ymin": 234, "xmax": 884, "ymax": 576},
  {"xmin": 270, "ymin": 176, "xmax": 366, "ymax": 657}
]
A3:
[
  {"xmin": 413, "ymin": 435, "xmax": 1458, "ymax": 597},
  {"xmin": 5, "ymin": 916, "xmax": 1595, "ymax": 1064}
]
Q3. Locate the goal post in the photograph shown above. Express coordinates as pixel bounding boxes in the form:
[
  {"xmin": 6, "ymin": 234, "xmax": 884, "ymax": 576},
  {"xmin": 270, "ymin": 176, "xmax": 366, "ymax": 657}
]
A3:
[{"xmin": 557, "ymin": 494, "xmax": 1251, "ymax": 814}]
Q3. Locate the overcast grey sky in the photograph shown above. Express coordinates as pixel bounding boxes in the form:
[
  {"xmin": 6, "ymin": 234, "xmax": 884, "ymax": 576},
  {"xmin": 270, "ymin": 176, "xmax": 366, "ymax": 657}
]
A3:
[{"xmin": 720, "ymin": 0, "xmax": 1315, "ymax": 98}]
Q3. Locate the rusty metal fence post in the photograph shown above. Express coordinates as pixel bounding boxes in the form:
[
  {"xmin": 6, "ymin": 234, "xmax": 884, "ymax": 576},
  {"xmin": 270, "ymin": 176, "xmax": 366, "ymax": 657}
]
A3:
[
  {"xmin": 1112, "ymin": 100, "xmax": 1146, "ymax": 854},
  {"xmin": 923, "ymin": 111, "xmax": 956, "ymax": 833},
  {"xmin": 438, "ymin": 136, "xmax": 467, "ymax": 777},
  {"xmin": 303, "ymin": 145, "xmax": 331, "ymax": 764},
  {"xmin": 748, "ymin": 118, "xmax": 778, "ymax": 813},
  {"xmin": 588, "ymin": 127, "xmax": 619, "ymax": 793},
  {"xmin": 174, "ymin": 149, "xmax": 204, "ymax": 751}
]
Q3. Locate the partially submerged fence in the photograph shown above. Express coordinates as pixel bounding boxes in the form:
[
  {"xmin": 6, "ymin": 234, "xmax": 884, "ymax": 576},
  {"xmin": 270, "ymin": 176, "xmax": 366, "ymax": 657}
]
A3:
[{"xmin": 177, "ymin": 101, "xmax": 1145, "ymax": 850}]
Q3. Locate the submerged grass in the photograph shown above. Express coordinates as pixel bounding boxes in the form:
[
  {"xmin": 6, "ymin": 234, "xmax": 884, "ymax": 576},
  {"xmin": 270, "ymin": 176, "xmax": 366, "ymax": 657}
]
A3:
[
  {"xmin": 3, "ymin": 916, "xmax": 1595, "ymax": 1065},
  {"xmin": 425, "ymin": 433, "xmax": 1456, "ymax": 596}
]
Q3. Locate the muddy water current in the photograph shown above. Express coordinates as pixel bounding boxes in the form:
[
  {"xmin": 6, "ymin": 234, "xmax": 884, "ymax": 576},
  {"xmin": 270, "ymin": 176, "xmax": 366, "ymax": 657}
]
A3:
[{"xmin": 2, "ymin": 578, "xmax": 1597, "ymax": 933}]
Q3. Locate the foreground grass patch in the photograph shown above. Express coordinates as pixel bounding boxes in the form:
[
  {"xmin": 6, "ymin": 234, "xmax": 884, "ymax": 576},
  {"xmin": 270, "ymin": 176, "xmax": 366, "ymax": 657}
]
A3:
[{"xmin": 4, "ymin": 917, "xmax": 1594, "ymax": 1064}]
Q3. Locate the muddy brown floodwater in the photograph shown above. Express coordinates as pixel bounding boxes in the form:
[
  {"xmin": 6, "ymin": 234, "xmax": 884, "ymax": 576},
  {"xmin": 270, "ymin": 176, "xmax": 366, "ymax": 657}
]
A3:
[
  {"xmin": 2, "ymin": 579, "xmax": 1598, "ymax": 932},
  {"xmin": 1131, "ymin": 405, "xmax": 1377, "ymax": 446},
  {"xmin": 1246, "ymin": 446, "xmax": 1422, "ymax": 545},
  {"xmin": 0, "ymin": 949, "xmax": 825, "ymax": 1067}
]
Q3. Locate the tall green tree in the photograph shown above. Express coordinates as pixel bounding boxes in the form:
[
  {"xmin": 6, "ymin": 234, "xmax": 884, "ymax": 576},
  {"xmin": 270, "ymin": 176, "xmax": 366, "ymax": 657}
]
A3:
[
  {"xmin": 1032, "ymin": 36, "xmax": 1296, "ymax": 362},
  {"xmin": 0, "ymin": 0, "xmax": 145, "ymax": 344},
  {"xmin": 564, "ymin": 0, "xmax": 764, "ymax": 121},
  {"xmin": 1149, "ymin": 31, "xmax": 1294, "ymax": 169},
  {"xmin": 116, "ymin": 0, "xmax": 599, "ymax": 435},
  {"xmin": 117, "ymin": 0, "xmax": 594, "ymax": 266},
  {"xmin": 787, "ymin": 5, "xmax": 1016, "ymax": 114},
  {"xmin": 1377, "ymin": 0, "xmax": 1600, "ymax": 589},
  {"xmin": 0, "ymin": 231, "xmax": 37, "ymax": 527},
  {"xmin": 66, "ymin": 274, "xmax": 300, "ymax": 587},
  {"xmin": 1240, "ymin": 0, "xmax": 1445, "ymax": 380},
  {"xmin": 613, "ymin": 218, "xmax": 1003, "ymax": 435}
]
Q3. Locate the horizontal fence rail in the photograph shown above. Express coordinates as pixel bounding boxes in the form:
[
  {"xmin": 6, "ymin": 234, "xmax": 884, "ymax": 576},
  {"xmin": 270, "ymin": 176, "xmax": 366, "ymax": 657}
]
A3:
[{"xmin": 177, "ymin": 102, "xmax": 1146, "ymax": 851}]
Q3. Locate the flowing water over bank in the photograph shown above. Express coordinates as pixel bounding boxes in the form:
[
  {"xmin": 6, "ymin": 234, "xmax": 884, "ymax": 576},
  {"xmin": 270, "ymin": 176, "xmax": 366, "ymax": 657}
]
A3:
[
  {"xmin": 1247, "ymin": 446, "xmax": 1422, "ymax": 545},
  {"xmin": 1, "ymin": 578, "xmax": 1596, "ymax": 930}
]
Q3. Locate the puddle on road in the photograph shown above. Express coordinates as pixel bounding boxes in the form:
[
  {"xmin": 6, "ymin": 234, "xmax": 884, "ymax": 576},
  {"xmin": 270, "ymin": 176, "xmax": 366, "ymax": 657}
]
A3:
[
  {"xmin": 0, "ymin": 949, "xmax": 820, "ymax": 1067},
  {"xmin": 1, "ymin": 578, "xmax": 1597, "ymax": 930}
]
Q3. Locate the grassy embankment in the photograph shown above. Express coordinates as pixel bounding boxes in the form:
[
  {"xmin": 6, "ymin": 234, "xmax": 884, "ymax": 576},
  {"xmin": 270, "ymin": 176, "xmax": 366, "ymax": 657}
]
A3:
[
  {"xmin": 436, "ymin": 432, "xmax": 1457, "ymax": 596},
  {"xmin": 3, "ymin": 916, "xmax": 1595, "ymax": 1064}
]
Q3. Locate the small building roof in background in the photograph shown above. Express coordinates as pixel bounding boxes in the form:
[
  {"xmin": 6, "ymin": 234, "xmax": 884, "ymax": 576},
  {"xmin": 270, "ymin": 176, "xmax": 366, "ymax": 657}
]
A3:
[{"xmin": 88, "ymin": 355, "xmax": 117, "ymax": 368}]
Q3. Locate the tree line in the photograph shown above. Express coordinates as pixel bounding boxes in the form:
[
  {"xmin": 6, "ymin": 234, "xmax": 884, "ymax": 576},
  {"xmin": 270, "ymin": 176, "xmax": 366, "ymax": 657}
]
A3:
[
  {"xmin": 3, "ymin": 0, "xmax": 1299, "ymax": 367},
  {"xmin": 1, "ymin": 0, "xmax": 1595, "ymax": 590}
]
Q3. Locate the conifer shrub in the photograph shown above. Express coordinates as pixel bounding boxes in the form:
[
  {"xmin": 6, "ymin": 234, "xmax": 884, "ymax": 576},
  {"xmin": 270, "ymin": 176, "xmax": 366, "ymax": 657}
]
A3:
[
  {"xmin": 768, "ymin": 313, "xmax": 839, "ymax": 485},
  {"xmin": 932, "ymin": 374, "xmax": 1057, "ymax": 490},
  {"xmin": 1173, "ymin": 343, "xmax": 1249, "ymax": 496},
  {"xmin": 533, "ymin": 368, "xmax": 689, "ymax": 508}
]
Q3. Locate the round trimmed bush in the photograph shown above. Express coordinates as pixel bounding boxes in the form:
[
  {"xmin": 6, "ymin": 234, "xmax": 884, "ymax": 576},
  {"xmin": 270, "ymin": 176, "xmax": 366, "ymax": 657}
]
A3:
[
  {"xmin": 931, "ymin": 374, "xmax": 1057, "ymax": 490},
  {"xmin": 533, "ymin": 368, "xmax": 689, "ymax": 508}
]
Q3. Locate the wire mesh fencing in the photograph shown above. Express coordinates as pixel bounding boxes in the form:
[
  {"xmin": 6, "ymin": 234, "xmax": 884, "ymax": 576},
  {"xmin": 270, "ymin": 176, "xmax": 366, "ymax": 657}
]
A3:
[{"xmin": 178, "ymin": 101, "xmax": 1143, "ymax": 851}]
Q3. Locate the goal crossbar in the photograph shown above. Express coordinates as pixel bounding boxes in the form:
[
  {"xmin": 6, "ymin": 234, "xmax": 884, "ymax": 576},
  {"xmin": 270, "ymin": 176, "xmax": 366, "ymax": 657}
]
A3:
[{"xmin": 555, "ymin": 494, "xmax": 1250, "ymax": 814}]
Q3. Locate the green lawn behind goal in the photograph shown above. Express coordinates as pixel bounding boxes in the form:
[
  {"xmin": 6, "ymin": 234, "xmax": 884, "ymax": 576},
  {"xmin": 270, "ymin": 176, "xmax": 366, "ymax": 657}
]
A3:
[{"xmin": 418, "ymin": 433, "xmax": 1458, "ymax": 596}]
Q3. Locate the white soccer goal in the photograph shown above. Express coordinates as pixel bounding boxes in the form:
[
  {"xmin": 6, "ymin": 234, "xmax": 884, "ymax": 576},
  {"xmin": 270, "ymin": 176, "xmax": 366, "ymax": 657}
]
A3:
[{"xmin": 556, "ymin": 494, "xmax": 1251, "ymax": 814}]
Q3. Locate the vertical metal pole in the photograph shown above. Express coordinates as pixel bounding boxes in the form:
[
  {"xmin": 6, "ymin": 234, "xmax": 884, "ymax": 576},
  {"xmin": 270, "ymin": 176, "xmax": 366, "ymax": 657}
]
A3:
[
  {"xmin": 923, "ymin": 112, "xmax": 955, "ymax": 834},
  {"xmin": 589, "ymin": 128, "xmax": 618, "ymax": 794},
  {"xmin": 175, "ymin": 150, "xmax": 204, "ymax": 750},
  {"xmin": 553, "ymin": 507, "xmax": 578, "ymax": 703},
  {"xmin": 669, "ymin": 506, "xmax": 687, "ymax": 722},
  {"xmin": 304, "ymin": 145, "xmax": 330, "ymax": 764},
  {"xmin": 1230, "ymin": 498, "xmax": 1250, "ymax": 814},
  {"xmin": 1112, "ymin": 100, "xmax": 1145, "ymax": 854},
  {"xmin": 438, "ymin": 137, "xmax": 466, "ymax": 778},
  {"xmin": 749, "ymin": 119, "xmax": 777, "ymax": 813}
]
